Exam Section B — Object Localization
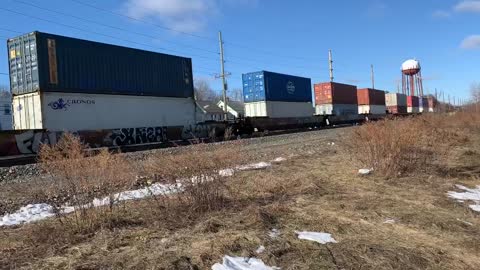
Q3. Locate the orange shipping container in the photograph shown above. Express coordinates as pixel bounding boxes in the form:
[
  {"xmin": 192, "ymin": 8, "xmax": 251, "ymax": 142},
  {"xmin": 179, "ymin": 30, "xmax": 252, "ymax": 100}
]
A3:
[
  {"xmin": 357, "ymin": 88, "xmax": 386, "ymax": 105},
  {"xmin": 314, "ymin": 82, "xmax": 357, "ymax": 105}
]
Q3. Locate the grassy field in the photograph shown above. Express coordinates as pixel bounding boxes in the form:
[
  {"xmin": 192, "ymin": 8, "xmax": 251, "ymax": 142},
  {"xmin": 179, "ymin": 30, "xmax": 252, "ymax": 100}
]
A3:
[{"xmin": 1, "ymin": 113, "xmax": 480, "ymax": 269}]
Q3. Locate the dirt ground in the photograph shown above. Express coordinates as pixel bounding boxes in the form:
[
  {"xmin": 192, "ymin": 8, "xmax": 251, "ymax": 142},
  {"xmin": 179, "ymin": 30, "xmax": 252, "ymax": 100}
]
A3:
[{"xmin": 1, "ymin": 126, "xmax": 480, "ymax": 270}]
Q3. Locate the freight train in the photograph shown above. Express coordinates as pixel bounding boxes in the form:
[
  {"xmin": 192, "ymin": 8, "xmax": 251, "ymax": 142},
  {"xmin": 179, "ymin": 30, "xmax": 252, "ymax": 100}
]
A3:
[{"xmin": 0, "ymin": 31, "xmax": 437, "ymax": 157}]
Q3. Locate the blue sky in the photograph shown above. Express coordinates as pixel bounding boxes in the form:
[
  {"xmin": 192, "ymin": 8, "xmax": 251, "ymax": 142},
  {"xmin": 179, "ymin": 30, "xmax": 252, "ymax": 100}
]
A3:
[{"xmin": 0, "ymin": 0, "xmax": 479, "ymax": 103}]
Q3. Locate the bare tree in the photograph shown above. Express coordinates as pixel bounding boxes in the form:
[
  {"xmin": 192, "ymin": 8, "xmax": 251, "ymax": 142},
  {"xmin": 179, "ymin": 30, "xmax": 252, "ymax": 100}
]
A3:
[
  {"xmin": 228, "ymin": 88, "xmax": 243, "ymax": 102},
  {"xmin": 471, "ymin": 83, "xmax": 480, "ymax": 112},
  {"xmin": 0, "ymin": 84, "xmax": 9, "ymax": 92},
  {"xmin": 194, "ymin": 79, "xmax": 220, "ymax": 101}
]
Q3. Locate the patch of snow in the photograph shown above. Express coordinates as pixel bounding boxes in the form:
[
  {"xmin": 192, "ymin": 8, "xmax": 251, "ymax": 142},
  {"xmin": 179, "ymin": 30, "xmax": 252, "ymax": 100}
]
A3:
[
  {"xmin": 1, "ymin": 158, "xmax": 283, "ymax": 227},
  {"xmin": 237, "ymin": 162, "xmax": 272, "ymax": 171},
  {"xmin": 256, "ymin": 245, "xmax": 265, "ymax": 254},
  {"xmin": 447, "ymin": 185, "xmax": 480, "ymax": 212},
  {"xmin": 212, "ymin": 256, "xmax": 279, "ymax": 270},
  {"xmin": 0, "ymin": 182, "xmax": 180, "ymax": 227},
  {"xmin": 219, "ymin": 168, "xmax": 235, "ymax": 177},
  {"xmin": 295, "ymin": 231, "xmax": 337, "ymax": 244},
  {"xmin": 469, "ymin": 205, "xmax": 480, "ymax": 212},
  {"xmin": 383, "ymin": 219, "xmax": 395, "ymax": 224},
  {"xmin": 0, "ymin": 204, "xmax": 55, "ymax": 226},
  {"xmin": 358, "ymin": 168, "xmax": 373, "ymax": 175},
  {"xmin": 272, "ymin": 157, "xmax": 286, "ymax": 163},
  {"xmin": 268, "ymin": 228, "xmax": 280, "ymax": 238}
]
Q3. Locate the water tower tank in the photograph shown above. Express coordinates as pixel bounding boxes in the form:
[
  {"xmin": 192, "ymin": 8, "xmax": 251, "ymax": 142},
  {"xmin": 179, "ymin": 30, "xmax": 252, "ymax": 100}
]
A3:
[{"xmin": 401, "ymin": 59, "xmax": 421, "ymax": 76}]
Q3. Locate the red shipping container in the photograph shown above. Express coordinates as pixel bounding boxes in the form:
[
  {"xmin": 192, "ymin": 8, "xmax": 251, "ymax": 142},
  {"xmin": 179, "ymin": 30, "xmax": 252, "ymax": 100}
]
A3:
[
  {"xmin": 387, "ymin": 105, "xmax": 407, "ymax": 114},
  {"xmin": 357, "ymin": 88, "xmax": 386, "ymax": 105},
  {"xmin": 314, "ymin": 82, "xmax": 357, "ymax": 105},
  {"xmin": 407, "ymin": 96, "xmax": 419, "ymax": 107}
]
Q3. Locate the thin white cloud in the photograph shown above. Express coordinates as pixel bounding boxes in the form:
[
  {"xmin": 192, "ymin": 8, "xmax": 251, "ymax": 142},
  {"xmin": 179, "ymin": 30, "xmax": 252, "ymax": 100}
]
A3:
[
  {"xmin": 460, "ymin": 35, "xmax": 480, "ymax": 49},
  {"xmin": 123, "ymin": 0, "xmax": 257, "ymax": 33},
  {"xmin": 432, "ymin": 10, "xmax": 451, "ymax": 18},
  {"xmin": 454, "ymin": 0, "xmax": 480, "ymax": 13},
  {"xmin": 366, "ymin": 0, "xmax": 388, "ymax": 18}
]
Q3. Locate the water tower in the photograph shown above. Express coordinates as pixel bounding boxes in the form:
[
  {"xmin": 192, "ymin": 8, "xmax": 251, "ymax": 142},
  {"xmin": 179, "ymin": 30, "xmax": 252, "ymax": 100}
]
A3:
[{"xmin": 401, "ymin": 59, "xmax": 423, "ymax": 96}]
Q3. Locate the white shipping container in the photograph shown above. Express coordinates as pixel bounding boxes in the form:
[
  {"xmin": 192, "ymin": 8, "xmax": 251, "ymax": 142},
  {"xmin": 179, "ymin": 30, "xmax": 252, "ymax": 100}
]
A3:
[
  {"xmin": 13, "ymin": 92, "xmax": 196, "ymax": 131},
  {"xmin": 315, "ymin": 104, "xmax": 358, "ymax": 116},
  {"xmin": 385, "ymin": 93, "xmax": 407, "ymax": 107},
  {"xmin": 358, "ymin": 105, "xmax": 386, "ymax": 115},
  {"xmin": 0, "ymin": 92, "xmax": 12, "ymax": 130},
  {"xmin": 245, "ymin": 101, "xmax": 313, "ymax": 118},
  {"xmin": 407, "ymin": 107, "xmax": 419, "ymax": 113}
]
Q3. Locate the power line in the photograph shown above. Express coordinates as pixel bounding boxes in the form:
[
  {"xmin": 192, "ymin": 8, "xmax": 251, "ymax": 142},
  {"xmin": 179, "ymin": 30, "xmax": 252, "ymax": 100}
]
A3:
[
  {"xmin": 67, "ymin": 0, "xmax": 216, "ymax": 41},
  {"xmin": 14, "ymin": 0, "xmax": 219, "ymax": 55},
  {"xmin": 0, "ymin": 7, "xmax": 218, "ymax": 62},
  {"xmin": 0, "ymin": 27, "xmax": 23, "ymax": 35},
  {"xmin": 0, "ymin": 73, "xmax": 9, "ymax": 76},
  {"xmin": 224, "ymin": 41, "xmax": 328, "ymax": 63},
  {"xmin": 68, "ymin": 0, "xmax": 327, "ymax": 66}
]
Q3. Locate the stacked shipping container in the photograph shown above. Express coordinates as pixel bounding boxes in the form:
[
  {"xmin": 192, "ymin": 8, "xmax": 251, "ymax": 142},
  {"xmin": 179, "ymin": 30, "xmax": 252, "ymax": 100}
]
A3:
[
  {"xmin": 242, "ymin": 71, "xmax": 313, "ymax": 118},
  {"xmin": 8, "ymin": 31, "xmax": 196, "ymax": 131},
  {"xmin": 407, "ymin": 96, "xmax": 420, "ymax": 113},
  {"xmin": 419, "ymin": 97, "xmax": 429, "ymax": 113},
  {"xmin": 357, "ymin": 88, "xmax": 386, "ymax": 115},
  {"xmin": 385, "ymin": 93, "xmax": 407, "ymax": 114},
  {"xmin": 314, "ymin": 82, "xmax": 358, "ymax": 115}
]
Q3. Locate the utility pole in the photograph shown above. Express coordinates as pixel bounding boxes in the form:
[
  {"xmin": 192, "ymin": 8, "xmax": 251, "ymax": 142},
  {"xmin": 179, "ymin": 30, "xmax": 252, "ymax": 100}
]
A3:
[
  {"xmin": 218, "ymin": 31, "xmax": 228, "ymax": 121},
  {"xmin": 329, "ymin": 49, "xmax": 334, "ymax": 82},
  {"xmin": 442, "ymin": 91, "xmax": 445, "ymax": 113},
  {"xmin": 371, "ymin": 64, "xmax": 375, "ymax": 89}
]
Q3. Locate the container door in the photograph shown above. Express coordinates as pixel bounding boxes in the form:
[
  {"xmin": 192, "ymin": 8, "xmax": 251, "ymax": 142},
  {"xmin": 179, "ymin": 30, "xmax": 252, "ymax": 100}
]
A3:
[
  {"xmin": 12, "ymin": 92, "xmax": 43, "ymax": 130},
  {"xmin": 8, "ymin": 33, "xmax": 40, "ymax": 95}
]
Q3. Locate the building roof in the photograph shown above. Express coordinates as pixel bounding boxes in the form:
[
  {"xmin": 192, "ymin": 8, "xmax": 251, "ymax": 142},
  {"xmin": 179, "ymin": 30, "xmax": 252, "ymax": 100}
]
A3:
[
  {"xmin": 196, "ymin": 101, "xmax": 224, "ymax": 114},
  {"xmin": 218, "ymin": 100, "xmax": 244, "ymax": 113}
]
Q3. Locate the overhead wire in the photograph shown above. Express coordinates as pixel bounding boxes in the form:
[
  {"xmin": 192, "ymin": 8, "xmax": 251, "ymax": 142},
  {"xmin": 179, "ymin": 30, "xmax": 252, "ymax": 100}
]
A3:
[
  {"xmin": 1, "ymin": 2, "xmax": 341, "ymax": 82},
  {"xmin": 14, "ymin": 0, "xmax": 220, "ymax": 55},
  {"xmin": 67, "ymin": 0, "xmax": 216, "ymax": 41},
  {"xmin": 0, "ymin": 7, "xmax": 219, "ymax": 63},
  {"xmin": 68, "ymin": 0, "xmax": 328, "ymax": 67}
]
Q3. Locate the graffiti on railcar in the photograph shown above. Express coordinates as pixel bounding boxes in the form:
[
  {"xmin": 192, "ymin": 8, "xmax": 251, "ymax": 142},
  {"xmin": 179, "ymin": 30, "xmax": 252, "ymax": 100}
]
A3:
[
  {"xmin": 109, "ymin": 126, "xmax": 168, "ymax": 146},
  {"xmin": 0, "ymin": 130, "xmax": 60, "ymax": 155},
  {"xmin": 0, "ymin": 123, "xmax": 224, "ymax": 157}
]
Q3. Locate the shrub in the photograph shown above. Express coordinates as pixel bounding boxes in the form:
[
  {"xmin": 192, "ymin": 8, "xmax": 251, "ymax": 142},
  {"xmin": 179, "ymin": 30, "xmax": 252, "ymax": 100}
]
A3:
[
  {"xmin": 143, "ymin": 143, "xmax": 246, "ymax": 213},
  {"xmin": 345, "ymin": 114, "xmax": 465, "ymax": 178},
  {"xmin": 38, "ymin": 133, "xmax": 134, "ymax": 233}
]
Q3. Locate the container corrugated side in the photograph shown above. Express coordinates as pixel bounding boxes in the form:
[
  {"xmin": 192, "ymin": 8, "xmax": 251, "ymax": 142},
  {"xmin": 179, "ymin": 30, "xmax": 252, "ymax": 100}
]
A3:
[
  {"xmin": 315, "ymin": 104, "xmax": 357, "ymax": 116},
  {"xmin": 357, "ymin": 88, "xmax": 386, "ymax": 105},
  {"xmin": 245, "ymin": 101, "xmax": 313, "ymax": 118},
  {"xmin": 407, "ymin": 96, "xmax": 419, "ymax": 107},
  {"xmin": 358, "ymin": 105, "xmax": 386, "ymax": 115},
  {"xmin": 13, "ymin": 92, "xmax": 196, "ymax": 131},
  {"xmin": 385, "ymin": 93, "xmax": 407, "ymax": 107},
  {"xmin": 8, "ymin": 31, "xmax": 194, "ymax": 98},
  {"xmin": 314, "ymin": 82, "xmax": 357, "ymax": 105},
  {"xmin": 242, "ymin": 71, "xmax": 312, "ymax": 103},
  {"xmin": 387, "ymin": 105, "xmax": 407, "ymax": 114}
]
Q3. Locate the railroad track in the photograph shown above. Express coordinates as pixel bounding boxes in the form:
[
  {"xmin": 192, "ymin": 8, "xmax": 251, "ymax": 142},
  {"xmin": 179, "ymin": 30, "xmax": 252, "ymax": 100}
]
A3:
[{"xmin": 0, "ymin": 124, "xmax": 355, "ymax": 168}]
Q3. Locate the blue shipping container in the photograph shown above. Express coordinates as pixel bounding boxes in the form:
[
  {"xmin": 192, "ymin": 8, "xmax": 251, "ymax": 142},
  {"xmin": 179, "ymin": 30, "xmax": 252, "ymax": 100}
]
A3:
[
  {"xmin": 242, "ymin": 71, "xmax": 312, "ymax": 103},
  {"xmin": 8, "ymin": 31, "xmax": 194, "ymax": 98}
]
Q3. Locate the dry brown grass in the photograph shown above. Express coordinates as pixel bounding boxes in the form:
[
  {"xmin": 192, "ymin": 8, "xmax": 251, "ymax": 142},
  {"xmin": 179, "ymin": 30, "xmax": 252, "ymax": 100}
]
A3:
[
  {"xmin": 143, "ymin": 142, "xmax": 249, "ymax": 213},
  {"xmin": 2, "ymin": 119, "xmax": 480, "ymax": 269},
  {"xmin": 345, "ymin": 113, "xmax": 477, "ymax": 177},
  {"xmin": 38, "ymin": 133, "xmax": 135, "ymax": 233}
]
